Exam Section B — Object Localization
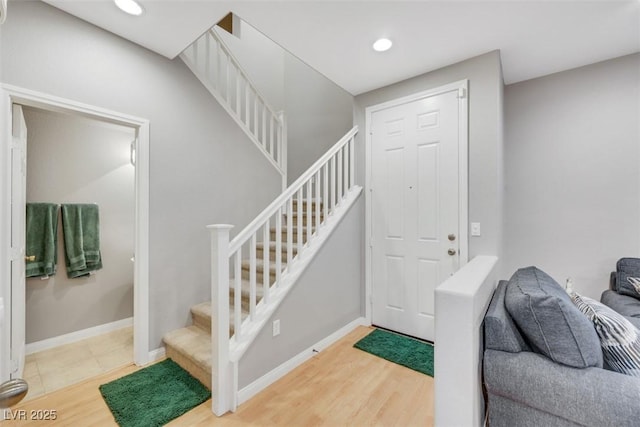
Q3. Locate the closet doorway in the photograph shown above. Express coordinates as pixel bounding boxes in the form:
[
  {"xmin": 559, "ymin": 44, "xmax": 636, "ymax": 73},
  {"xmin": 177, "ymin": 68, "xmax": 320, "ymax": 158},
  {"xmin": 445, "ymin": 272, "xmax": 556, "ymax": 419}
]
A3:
[{"xmin": 1, "ymin": 86, "xmax": 150, "ymax": 391}]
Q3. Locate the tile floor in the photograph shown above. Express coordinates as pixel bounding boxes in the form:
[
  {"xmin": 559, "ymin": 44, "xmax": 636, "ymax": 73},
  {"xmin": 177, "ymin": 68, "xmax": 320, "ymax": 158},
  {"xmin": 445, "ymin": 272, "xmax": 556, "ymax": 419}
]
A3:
[{"xmin": 22, "ymin": 326, "xmax": 133, "ymax": 401}]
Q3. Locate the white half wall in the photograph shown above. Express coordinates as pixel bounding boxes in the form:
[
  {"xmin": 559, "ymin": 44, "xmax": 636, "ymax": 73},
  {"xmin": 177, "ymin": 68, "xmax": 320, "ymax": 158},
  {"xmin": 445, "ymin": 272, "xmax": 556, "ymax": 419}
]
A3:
[
  {"xmin": 434, "ymin": 255, "xmax": 498, "ymax": 427},
  {"xmin": 504, "ymin": 53, "xmax": 640, "ymax": 299}
]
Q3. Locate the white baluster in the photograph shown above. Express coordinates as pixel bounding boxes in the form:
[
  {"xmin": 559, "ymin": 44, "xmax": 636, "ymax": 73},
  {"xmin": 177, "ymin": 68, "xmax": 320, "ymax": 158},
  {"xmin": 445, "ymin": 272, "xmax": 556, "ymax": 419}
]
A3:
[
  {"xmin": 330, "ymin": 156, "xmax": 336, "ymax": 212},
  {"xmin": 235, "ymin": 70, "xmax": 241, "ymax": 116},
  {"xmin": 275, "ymin": 206, "xmax": 282, "ymax": 285},
  {"xmin": 269, "ymin": 116, "xmax": 275, "ymax": 158},
  {"xmin": 262, "ymin": 104, "xmax": 267, "ymax": 151},
  {"xmin": 323, "ymin": 163, "xmax": 329, "ymax": 219},
  {"xmin": 262, "ymin": 222, "xmax": 270, "ymax": 304},
  {"xmin": 349, "ymin": 137, "xmax": 355, "ymax": 189},
  {"xmin": 234, "ymin": 249, "xmax": 242, "ymax": 339},
  {"xmin": 249, "ymin": 234, "xmax": 257, "ymax": 320},
  {"xmin": 297, "ymin": 187, "xmax": 303, "ymax": 254},
  {"xmin": 287, "ymin": 198, "xmax": 293, "ymax": 265},
  {"xmin": 343, "ymin": 145, "xmax": 348, "ymax": 195},
  {"xmin": 306, "ymin": 180, "xmax": 312, "ymax": 243},
  {"xmin": 315, "ymin": 171, "xmax": 321, "ymax": 231},
  {"xmin": 245, "ymin": 78, "xmax": 250, "ymax": 129},
  {"xmin": 204, "ymin": 34, "xmax": 210, "ymax": 81},
  {"xmin": 337, "ymin": 147, "xmax": 343, "ymax": 202}
]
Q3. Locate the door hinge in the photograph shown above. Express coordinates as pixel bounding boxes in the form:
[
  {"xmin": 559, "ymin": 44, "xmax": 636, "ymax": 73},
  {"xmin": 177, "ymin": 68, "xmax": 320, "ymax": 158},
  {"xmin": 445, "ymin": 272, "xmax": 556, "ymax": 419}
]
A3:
[{"xmin": 457, "ymin": 87, "xmax": 467, "ymax": 99}]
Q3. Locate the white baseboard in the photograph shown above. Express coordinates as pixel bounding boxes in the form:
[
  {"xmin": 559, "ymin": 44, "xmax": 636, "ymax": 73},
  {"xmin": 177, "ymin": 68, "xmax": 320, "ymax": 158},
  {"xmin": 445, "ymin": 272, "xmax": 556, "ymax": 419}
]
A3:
[
  {"xmin": 237, "ymin": 316, "xmax": 368, "ymax": 405},
  {"xmin": 147, "ymin": 347, "xmax": 166, "ymax": 364},
  {"xmin": 26, "ymin": 317, "xmax": 133, "ymax": 355}
]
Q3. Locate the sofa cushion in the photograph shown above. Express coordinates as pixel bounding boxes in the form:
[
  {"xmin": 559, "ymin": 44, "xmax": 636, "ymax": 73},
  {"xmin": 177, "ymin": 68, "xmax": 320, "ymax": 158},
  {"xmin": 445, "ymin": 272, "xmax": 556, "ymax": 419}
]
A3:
[
  {"xmin": 570, "ymin": 293, "xmax": 640, "ymax": 377},
  {"xmin": 616, "ymin": 258, "xmax": 640, "ymax": 299},
  {"xmin": 484, "ymin": 280, "xmax": 530, "ymax": 353},
  {"xmin": 601, "ymin": 290, "xmax": 640, "ymax": 329},
  {"xmin": 505, "ymin": 266, "xmax": 603, "ymax": 368}
]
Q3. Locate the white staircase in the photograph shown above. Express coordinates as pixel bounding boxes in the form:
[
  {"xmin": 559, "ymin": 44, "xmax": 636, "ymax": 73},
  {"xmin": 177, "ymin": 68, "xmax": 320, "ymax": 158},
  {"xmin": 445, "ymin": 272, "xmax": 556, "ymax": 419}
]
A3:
[
  {"xmin": 180, "ymin": 27, "xmax": 287, "ymax": 189},
  {"xmin": 165, "ymin": 20, "xmax": 362, "ymax": 417}
]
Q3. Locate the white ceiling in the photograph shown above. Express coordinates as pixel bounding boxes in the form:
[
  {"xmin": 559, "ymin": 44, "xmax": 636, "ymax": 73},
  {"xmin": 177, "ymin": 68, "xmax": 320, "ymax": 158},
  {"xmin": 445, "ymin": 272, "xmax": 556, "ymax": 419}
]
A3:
[{"xmin": 42, "ymin": 0, "xmax": 640, "ymax": 95}]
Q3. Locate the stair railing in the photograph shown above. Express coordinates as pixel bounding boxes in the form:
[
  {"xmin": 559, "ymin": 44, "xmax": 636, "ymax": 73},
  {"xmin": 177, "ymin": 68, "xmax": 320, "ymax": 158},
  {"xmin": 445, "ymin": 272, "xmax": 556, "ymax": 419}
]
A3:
[
  {"xmin": 181, "ymin": 28, "xmax": 287, "ymax": 189},
  {"xmin": 207, "ymin": 126, "xmax": 358, "ymax": 415}
]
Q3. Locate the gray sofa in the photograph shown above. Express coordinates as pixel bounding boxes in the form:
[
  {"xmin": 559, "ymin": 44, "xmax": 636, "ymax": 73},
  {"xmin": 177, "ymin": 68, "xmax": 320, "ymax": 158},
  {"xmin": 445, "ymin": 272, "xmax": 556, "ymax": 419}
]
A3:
[{"xmin": 483, "ymin": 272, "xmax": 640, "ymax": 427}]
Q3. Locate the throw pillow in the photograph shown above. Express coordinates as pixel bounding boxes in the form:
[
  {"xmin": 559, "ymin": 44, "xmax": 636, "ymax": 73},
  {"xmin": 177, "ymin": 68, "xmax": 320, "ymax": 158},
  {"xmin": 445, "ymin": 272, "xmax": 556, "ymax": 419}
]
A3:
[
  {"xmin": 569, "ymin": 292, "xmax": 640, "ymax": 377},
  {"xmin": 615, "ymin": 258, "xmax": 640, "ymax": 299},
  {"xmin": 628, "ymin": 277, "xmax": 640, "ymax": 294},
  {"xmin": 505, "ymin": 266, "xmax": 603, "ymax": 368}
]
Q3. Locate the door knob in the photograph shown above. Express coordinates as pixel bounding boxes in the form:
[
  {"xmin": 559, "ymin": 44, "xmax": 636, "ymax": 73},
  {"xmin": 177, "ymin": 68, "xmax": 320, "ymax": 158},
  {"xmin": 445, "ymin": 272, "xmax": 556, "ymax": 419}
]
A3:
[
  {"xmin": 448, "ymin": 234, "xmax": 456, "ymax": 241},
  {"xmin": 25, "ymin": 255, "xmax": 35, "ymax": 262},
  {"xmin": 447, "ymin": 248, "xmax": 456, "ymax": 256}
]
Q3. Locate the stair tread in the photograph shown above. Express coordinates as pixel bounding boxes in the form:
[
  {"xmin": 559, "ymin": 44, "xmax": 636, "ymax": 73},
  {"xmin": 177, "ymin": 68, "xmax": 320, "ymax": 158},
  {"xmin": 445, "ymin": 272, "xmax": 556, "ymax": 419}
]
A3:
[
  {"xmin": 255, "ymin": 241, "xmax": 297, "ymax": 251},
  {"xmin": 163, "ymin": 325, "xmax": 212, "ymax": 371},
  {"xmin": 270, "ymin": 226, "xmax": 315, "ymax": 234},
  {"xmin": 190, "ymin": 301, "xmax": 250, "ymax": 325},
  {"xmin": 191, "ymin": 301, "xmax": 211, "ymax": 319},
  {"xmin": 229, "ymin": 278, "xmax": 266, "ymax": 298},
  {"xmin": 241, "ymin": 258, "xmax": 287, "ymax": 272}
]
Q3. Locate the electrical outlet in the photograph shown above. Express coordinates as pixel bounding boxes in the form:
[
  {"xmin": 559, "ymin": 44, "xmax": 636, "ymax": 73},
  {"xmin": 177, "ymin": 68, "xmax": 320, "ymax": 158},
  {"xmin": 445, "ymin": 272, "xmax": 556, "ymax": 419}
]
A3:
[
  {"xmin": 471, "ymin": 222, "xmax": 481, "ymax": 237},
  {"xmin": 272, "ymin": 319, "xmax": 280, "ymax": 337}
]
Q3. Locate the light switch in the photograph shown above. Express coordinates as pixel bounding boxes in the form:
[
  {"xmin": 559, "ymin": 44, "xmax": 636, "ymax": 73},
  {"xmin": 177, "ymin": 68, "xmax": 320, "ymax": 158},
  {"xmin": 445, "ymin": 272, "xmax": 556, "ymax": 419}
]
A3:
[{"xmin": 471, "ymin": 222, "xmax": 481, "ymax": 236}]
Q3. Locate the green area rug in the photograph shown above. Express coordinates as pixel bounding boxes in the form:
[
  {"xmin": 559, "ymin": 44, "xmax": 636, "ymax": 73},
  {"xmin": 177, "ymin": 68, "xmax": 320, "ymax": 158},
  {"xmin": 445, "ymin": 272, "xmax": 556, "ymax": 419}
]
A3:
[
  {"xmin": 354, "ymin": 328, "xmax": 434, "ymax": 377},
  {"xmin": 99, "ymin": 359, "xmax": 210, "ymax": 427}
]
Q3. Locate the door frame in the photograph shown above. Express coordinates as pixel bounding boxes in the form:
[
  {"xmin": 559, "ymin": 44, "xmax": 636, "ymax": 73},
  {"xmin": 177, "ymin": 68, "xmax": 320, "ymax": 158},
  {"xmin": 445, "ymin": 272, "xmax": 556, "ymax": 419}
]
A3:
[
  {"xmin": 364, "ymin": 79, "xmax": 469, "ymax": 325},
  {"xmin": 0, "ymin": 84, "xmax": 151, "ymax": 380}
]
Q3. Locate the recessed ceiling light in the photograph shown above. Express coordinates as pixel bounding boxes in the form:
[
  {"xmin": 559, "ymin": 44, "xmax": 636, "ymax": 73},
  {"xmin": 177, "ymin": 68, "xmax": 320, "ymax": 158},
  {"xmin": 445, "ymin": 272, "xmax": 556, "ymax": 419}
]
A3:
[
  {"xmin": 373, "ymin": 38, "xmax": 393, "ymax": 52},
  {"xmin": 114, "ymin": 0, "xmax": 144, "ymax": 16}
]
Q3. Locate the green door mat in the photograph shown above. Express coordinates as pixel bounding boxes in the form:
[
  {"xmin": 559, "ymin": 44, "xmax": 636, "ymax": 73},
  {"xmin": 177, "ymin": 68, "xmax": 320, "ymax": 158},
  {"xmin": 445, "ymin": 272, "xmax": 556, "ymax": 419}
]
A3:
[
  {"xmin": 354, "ymin": 328, "xmax": 434, "ymax": 377},
  {"xmin": 99, "ymin": 359, "xmax": 210, "ymax": 427}
]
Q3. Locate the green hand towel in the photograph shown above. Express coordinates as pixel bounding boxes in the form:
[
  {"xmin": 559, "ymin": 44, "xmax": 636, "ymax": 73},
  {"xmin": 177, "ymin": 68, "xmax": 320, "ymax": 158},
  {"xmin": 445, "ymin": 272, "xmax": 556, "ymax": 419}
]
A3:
[
  {"xmin": 61, "ymin": 203, "xmax": 103, "ymax": 279},
  {"xmin": 25, "ymin": 203, "xmax": 59, "ymax": 278}
]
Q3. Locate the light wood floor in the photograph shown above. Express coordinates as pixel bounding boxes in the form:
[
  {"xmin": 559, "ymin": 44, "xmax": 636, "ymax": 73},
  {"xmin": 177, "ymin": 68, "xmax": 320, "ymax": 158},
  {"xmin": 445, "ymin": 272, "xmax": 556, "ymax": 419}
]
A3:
[{"xmin": 7, "ymin": 326, "xmax": 434, "ymax": 426}]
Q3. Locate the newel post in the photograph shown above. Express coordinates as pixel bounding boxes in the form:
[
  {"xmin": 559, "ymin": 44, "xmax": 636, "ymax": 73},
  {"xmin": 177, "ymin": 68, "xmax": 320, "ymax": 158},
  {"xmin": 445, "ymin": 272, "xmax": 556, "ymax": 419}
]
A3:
[{"xmin": 207, "ymin": 224, "xmax": 233, "ymax": 416}]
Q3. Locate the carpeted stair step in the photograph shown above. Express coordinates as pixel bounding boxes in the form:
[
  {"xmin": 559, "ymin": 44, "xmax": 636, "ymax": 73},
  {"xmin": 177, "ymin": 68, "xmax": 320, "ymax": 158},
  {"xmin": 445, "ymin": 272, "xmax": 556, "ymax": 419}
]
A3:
[
  {"xmin": 191, "ymin": 302, "xmax": 212, "ymax": 334},
  {"xmin": 256, "ymin": 242, "xmax": 298, "ymax": 261},
  {"xmin": 163, "ymin": 326, "xmax": 212, "ymax": 389},
  {"xmin": 286, "ymin": 211, "xmax": 324, "ymax": 227},
  {"xmin": 190, "ymin": 301, "xmax": 249, "ymax": 336},
  {"xmin": 229, "ymin": 278, "xmax": 266, "ymax": 311},
  {"xmin": 292, "ymin": 199, "xmax": 323, "ymax": 211},
  {"xmin": 241, "ymin": 258, "xmax": 285, "ymax": 282},
  {"xmin": 270, "ymin": 226, "xmax": 315, "ymax": 244}
]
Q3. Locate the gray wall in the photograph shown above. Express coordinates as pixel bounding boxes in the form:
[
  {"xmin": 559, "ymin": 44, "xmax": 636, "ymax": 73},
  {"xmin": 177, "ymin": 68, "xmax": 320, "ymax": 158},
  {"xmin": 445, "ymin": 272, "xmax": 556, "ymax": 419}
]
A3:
[
  {"xmin": 355, "ymin": 51, "xmax": 505, "ymax": 261},
  {"xmin": 24, "ymin": 107, "xmax": 135, "ymax": 343},
  {"xmin": 504, "ymin": 53, "xmax": 640, "ymax": 299},
  {"xmin": 217, "ymin": 16, "xmax": 354, "ymax": 184},
  {"xmin": 239, "ymin": 194, "xmax": 363, "ymax": 388},
  {"xmin": 1, "ymin": 1, "xmax": 281, "ymax": 349},
  {"xmin": 284, "ymin": 54, "xmax": 354, "ymax": 183}
]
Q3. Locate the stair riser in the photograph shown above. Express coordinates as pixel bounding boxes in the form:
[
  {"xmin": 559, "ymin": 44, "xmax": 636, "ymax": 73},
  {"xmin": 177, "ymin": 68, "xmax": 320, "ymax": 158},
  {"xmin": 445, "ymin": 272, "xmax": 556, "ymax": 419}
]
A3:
[
  {"xmin": 230, "ymin": 293, "xmax": 259, "ymax": 315},
  {"xmin": 256, "ymin": 246, "xmax": 298, "ymax": 262},
  {"xmin": 192, "ymin": 312, "xmax": 211, "ymax": 335},
  {"xmin": 270, "ymin": 230, "xmax": 310, "ymax": 244},
  {"xmin": 292, "ymin": 200, "xmax": 323, "ymax": 211},
  {"xmin": 241, "ymin": 268, "xmax": 277, "ymax": 283},
  {"xmin": 165, "ymin": 346, "xmax": 212, "ymax": 390},
  {"xmin": 287, "ymin": 215, "xmax": 323, "ymax": 227}
]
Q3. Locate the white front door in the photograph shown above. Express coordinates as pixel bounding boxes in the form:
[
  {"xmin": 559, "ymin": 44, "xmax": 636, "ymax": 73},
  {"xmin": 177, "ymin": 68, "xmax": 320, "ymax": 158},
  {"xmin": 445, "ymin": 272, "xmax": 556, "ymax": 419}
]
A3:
[
  {"xmin": 370, "ymin": 86, "xmax": 465, "ymax": 342},
  {"xmin": 10, "ymin": 104, "xmax": 27, "ymax": 378}
]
